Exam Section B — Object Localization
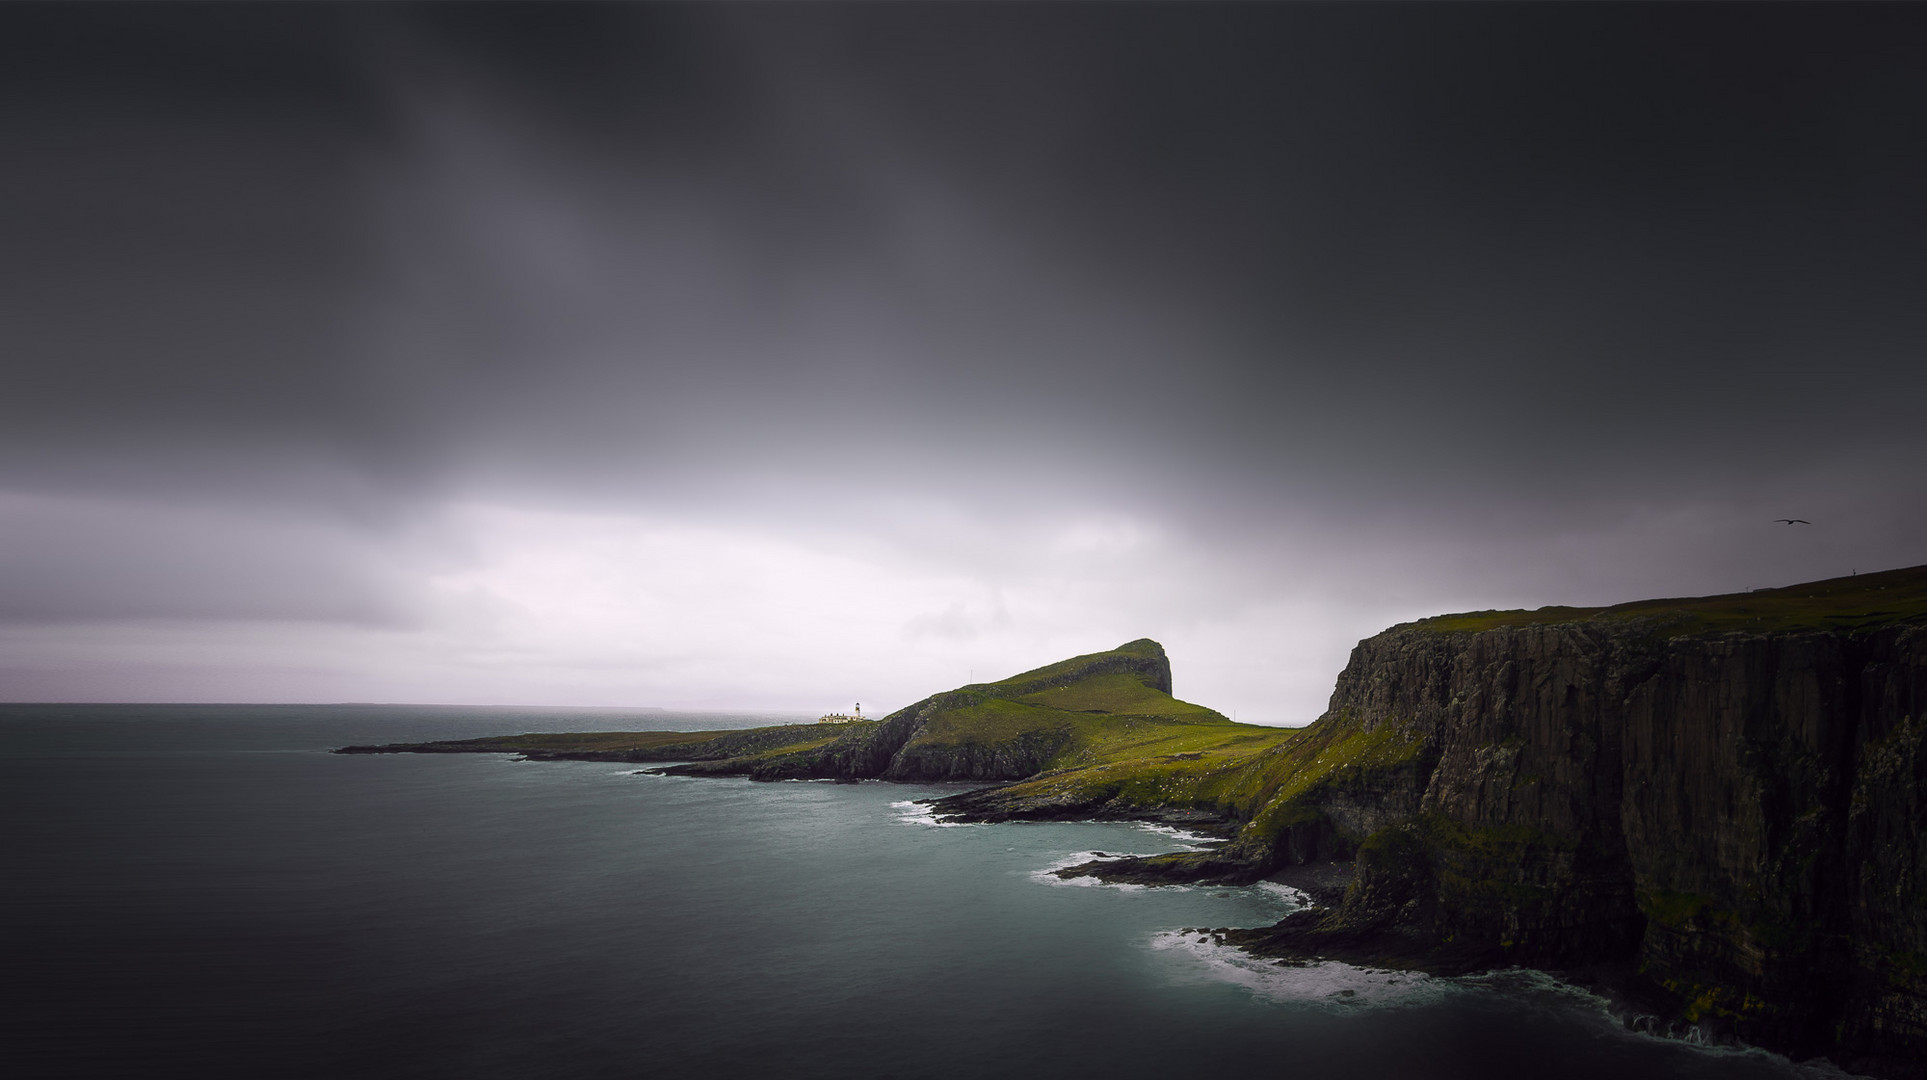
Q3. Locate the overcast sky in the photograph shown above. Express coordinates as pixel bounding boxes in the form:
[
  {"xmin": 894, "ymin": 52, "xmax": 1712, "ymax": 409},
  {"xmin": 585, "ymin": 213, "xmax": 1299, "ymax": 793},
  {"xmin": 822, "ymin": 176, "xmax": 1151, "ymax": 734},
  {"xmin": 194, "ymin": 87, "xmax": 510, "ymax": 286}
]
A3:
[{"xmin": 3, "ymin": 3, "xmax": 1923, "ymax": 723}]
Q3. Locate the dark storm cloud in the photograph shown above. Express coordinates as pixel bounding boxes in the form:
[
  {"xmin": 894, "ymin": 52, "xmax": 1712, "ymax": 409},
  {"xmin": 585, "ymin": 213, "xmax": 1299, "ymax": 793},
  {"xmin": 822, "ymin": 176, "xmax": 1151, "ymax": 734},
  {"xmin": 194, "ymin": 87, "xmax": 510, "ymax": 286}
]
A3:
[
  {"xmin": 9, "ymin": 4, "xmax": 1926, "ymax": 497},
  {"xmin": 2, "ymin": 2, "xmax": 1924, "ymax": 662},
  {"xmin": 2, "ymin": 7, "xmax": 373, "ymax": 451}
]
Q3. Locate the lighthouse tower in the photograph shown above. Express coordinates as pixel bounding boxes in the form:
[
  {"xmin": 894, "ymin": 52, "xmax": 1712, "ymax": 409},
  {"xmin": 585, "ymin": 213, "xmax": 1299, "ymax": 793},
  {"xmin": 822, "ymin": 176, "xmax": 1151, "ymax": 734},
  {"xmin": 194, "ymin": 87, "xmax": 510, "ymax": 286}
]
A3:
[{"xmin": 816, "ymin": 702, "xmax": 866, "ymax": 724}]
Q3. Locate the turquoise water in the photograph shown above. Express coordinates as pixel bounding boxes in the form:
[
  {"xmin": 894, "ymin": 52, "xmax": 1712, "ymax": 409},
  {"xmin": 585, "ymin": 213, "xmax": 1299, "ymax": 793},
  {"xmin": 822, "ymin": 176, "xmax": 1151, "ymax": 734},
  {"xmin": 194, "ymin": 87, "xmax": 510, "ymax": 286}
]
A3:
[{"xmin": 1, "ymin": 706, "xmax": 1839, "ymax": 1078}]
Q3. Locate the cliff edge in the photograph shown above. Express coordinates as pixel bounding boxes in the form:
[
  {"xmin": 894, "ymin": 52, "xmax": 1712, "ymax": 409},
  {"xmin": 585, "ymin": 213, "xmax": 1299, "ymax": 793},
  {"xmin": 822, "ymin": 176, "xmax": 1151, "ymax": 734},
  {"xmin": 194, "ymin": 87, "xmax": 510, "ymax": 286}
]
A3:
[{"xmin": 1089, "ymin": 566, "xmax": 1925, "ymax": 1075}]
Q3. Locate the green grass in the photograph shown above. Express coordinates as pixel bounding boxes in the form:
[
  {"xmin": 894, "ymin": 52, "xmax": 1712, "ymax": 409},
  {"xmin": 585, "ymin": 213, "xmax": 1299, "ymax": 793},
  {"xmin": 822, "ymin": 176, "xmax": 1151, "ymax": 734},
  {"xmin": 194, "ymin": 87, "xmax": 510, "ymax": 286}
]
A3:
[
  {"xmin": 912, "ymin": 697, "xmax": 1073, "ymax": 749},
  {"xmin": 956, "ymin": 704, "xmax": 1433, "ymax": 850},
  {"xmin": 1409, "ymin": 564, "xmax": 1927, "ymax": 638},
  {"xmin": 913, "ymin": 690, "xmax": 1243, "ymax": 762},
  {"xmin": 970, "ymin": 637, "xmax": 1169, "ymax": 695},
  {"xmin": 1237, "ymin": 715, "xmax": 1431, "ymax": 842},
  {"xmin": 888, "ymin": 654, "xmax": 1280, "ymax": 774},
  {"xmin": 957, "ymin": 723, "xmax": 1304, "ymax": 811},
  {"xmin": 1013, "ymin": 672, "xmax": 1227, "ymax": 721}
]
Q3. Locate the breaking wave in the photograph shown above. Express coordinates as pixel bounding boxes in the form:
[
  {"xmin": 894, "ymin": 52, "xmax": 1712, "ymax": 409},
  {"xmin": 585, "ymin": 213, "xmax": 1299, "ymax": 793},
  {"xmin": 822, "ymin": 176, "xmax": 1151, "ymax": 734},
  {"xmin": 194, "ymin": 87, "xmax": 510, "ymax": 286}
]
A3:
[
  {"xmin": 1150, "ymin": 931, "xmax": 1441, "ymax": 1008},
  {"xmin": 890, "ymin": 800, "xmax": 982, "ymax": 827}
]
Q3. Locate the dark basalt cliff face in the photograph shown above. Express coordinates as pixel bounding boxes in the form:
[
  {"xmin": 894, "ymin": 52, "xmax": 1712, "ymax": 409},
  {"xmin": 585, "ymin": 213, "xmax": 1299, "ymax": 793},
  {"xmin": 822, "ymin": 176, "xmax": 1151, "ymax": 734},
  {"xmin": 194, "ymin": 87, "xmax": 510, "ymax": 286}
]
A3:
[{"xmin": 1237, "ymin": 615, "xmax": 1927, "ymax": 1074}]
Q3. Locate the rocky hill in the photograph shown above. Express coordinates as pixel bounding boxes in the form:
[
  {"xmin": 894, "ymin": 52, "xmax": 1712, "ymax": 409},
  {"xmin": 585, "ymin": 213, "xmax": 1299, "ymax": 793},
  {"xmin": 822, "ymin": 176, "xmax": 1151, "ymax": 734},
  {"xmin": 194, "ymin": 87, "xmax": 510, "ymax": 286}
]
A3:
[{"xmin": 338, "ymin": 639, "xmax": 1297, "ymax": 799}]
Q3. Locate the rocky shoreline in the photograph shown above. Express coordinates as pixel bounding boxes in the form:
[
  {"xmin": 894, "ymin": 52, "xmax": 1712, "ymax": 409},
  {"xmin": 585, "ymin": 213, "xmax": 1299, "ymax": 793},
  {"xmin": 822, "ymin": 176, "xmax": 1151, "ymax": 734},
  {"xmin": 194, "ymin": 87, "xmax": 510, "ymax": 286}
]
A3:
[{"xmin": 336, "ymin": 568, "xmax": 1927, "ymax": 1078}]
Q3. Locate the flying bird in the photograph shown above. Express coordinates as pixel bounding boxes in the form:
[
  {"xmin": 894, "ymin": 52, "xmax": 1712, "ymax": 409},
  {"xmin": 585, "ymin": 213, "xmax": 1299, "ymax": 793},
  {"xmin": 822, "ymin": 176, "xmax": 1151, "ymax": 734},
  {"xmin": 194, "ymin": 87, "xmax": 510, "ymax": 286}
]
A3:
[{"xmin": 1775, "ymin": 519, "xmax": 1811, "ymax": 525}]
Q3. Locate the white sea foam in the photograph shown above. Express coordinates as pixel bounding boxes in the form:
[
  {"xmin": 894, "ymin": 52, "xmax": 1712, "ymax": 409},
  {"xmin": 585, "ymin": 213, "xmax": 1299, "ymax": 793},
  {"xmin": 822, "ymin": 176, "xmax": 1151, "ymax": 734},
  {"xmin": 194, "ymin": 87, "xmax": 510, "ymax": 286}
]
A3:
[
  {"xmin": 1025, "ymin": 854, "xmax": 1314, "ymax": 913},
  {"xmin": 626, "ymin": 767, "xmax": 689, "ymax": 779},
  {"xmin": 890, "ymin": 800, "xmax": 981, "ymax": 827},
  {"xmin": 1028, "ymin": 850, "xmax": 1153, "ymax": 891},
  {"xmin": 1251, "ymin": 880, "xmax": 1313, "ymax": 908},
  {"xmin": 1150, "ymin": 931, "xmax": 1441, "ymax": 1008},
  {"xmin": 1130, "ymin": 822, "xmax": 1213, "ymax": 848}
]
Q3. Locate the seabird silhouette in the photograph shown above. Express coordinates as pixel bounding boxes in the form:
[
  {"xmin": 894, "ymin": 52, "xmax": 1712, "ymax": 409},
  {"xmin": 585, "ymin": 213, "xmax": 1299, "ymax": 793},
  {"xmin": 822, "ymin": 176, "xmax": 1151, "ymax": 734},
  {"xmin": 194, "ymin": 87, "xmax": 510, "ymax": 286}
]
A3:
[{"xmin": 1775, "ymin": 519, "xmax": 1811, "ymax": 525}]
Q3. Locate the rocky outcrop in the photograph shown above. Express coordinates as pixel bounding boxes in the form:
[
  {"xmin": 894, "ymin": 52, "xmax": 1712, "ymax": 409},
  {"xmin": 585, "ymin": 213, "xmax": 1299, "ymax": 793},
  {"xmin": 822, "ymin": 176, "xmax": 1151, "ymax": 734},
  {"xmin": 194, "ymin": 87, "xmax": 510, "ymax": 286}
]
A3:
[{"xmin": 1220, "ymin": 604, "xmax": 1927, "ymax": 1075}]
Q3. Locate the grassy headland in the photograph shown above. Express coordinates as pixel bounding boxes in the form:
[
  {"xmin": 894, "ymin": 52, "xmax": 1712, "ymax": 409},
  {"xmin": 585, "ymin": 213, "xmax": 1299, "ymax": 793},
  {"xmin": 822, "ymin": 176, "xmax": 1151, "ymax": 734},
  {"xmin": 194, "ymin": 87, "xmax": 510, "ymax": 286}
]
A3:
[{"xmin": 336, "ymin": 639, "xmax": 1307, "ymax": 787}]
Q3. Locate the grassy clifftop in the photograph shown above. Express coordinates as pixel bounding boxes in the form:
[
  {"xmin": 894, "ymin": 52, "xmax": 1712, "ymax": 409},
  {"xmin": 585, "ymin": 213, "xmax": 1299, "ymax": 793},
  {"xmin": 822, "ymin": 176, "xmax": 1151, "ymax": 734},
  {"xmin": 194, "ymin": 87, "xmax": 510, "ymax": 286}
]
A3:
[
  {"xmin": 967, "ymin": 637, "xmax": 1174, "ymax": 696},
  {"xmin": 1409, "ymin": 564, "xmax": 1927, "ymax": 637}
]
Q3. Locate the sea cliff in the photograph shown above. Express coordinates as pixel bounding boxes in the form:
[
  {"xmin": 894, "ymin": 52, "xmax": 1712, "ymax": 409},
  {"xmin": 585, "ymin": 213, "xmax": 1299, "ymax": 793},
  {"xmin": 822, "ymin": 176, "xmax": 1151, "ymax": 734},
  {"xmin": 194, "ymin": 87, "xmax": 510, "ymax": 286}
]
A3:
[{"xmin": 1021, "ymin": 568, "xmax": 1926, "ymax": 1075}]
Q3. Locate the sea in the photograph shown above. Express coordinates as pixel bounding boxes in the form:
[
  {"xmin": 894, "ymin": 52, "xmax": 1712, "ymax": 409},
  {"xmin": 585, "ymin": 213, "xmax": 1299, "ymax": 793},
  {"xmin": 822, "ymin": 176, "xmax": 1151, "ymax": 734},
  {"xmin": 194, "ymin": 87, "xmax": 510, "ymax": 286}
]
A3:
[{"xmin": 0, "ymin": 704, "xmax": 1859, "ymax": 1079}]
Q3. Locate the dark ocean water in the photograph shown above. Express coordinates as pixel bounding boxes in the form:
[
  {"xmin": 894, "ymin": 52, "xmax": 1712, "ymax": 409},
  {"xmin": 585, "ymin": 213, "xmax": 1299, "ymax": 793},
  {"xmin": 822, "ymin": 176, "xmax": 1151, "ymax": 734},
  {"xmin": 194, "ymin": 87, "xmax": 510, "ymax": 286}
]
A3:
[{"xmin": 2, "ymin": 705, "xmax": 1849, "ymax": 1079}]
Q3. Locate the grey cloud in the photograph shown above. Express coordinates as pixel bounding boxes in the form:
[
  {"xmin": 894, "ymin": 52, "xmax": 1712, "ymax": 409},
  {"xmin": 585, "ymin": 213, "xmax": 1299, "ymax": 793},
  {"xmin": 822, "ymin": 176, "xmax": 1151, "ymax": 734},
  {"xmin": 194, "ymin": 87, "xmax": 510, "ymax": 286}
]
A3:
[
  {"xmin": 0, "ymin": 493, "xmax": 432, "ymax": 626},
  {"xmin": 2, "ymin": 3, "xmax": 1924, "ymax": 652}
]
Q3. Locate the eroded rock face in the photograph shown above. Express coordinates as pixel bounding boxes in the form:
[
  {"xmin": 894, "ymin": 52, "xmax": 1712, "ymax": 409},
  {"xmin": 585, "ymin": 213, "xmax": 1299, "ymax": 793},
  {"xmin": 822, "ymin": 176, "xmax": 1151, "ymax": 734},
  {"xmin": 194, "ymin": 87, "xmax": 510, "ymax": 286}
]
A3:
[{"xmin": 1290, "ymin": 620, "xmax": 1927, "ymax": 1073}]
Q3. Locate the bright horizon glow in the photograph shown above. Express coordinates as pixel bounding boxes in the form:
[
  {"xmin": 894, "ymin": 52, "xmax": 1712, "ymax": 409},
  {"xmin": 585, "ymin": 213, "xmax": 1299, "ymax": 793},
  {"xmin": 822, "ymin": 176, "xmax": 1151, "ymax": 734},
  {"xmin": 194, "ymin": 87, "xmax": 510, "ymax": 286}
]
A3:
[{"xmin": 1, "ymin": 487, "xmax": 1898, "ymax": 727}]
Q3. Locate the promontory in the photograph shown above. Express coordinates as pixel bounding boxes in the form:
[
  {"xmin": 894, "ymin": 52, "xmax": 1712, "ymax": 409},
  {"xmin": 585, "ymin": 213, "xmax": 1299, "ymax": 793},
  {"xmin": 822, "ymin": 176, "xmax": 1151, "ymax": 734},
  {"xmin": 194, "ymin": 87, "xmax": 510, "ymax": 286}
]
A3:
[{"xmin": 339, "ymin": 565, "xmax": 1927, "ymax": 1078}]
